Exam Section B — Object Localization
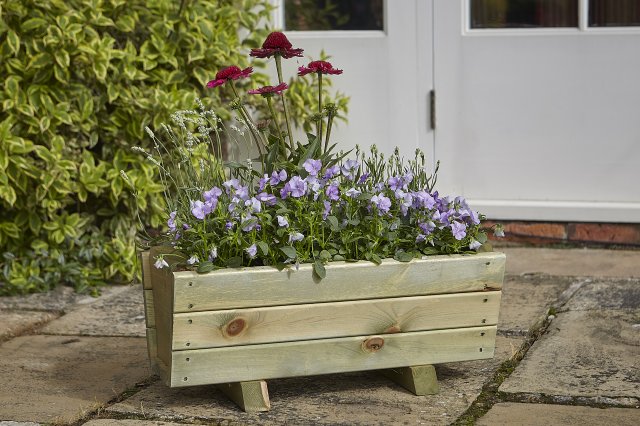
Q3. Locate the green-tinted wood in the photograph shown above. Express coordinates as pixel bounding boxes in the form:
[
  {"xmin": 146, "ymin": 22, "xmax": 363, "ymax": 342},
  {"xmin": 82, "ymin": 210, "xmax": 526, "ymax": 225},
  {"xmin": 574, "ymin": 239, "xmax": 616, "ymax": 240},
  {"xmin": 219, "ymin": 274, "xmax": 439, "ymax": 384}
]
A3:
[
  {"xmin": 169, "ymin": 326, "xmax": 496, "ymax": 387},
  {"xmin": 171, "ymin": 252, "xmax": 506, "ymax": 312},
  {"xmin": 172, "ymin": 291, "xmax": 501, "ymax": 350},
  {"xmin": 217, "ymin": 380, "xmax": 270, "ymax": 412},
  {"xmin": 143, "ymin": 289, "xmax": 155, "ymax": 328},
  {"xmin": 149, "ymin": 247, "xmax": 175, "ymax": 379},
  {"xmin": 381, "ymin": 365, "xmax": 439, "ymax": 395},
  {"xmin": 140, "ymin": 251, "xmax": 152, "ymax": 290}
]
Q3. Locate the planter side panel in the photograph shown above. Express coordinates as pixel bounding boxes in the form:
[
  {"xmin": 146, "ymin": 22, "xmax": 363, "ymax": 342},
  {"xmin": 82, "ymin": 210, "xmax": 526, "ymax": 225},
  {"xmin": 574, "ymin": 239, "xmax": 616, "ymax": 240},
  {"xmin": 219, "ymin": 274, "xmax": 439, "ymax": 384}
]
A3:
[
  {"xmin": 149, "ymin": 247, "xmax": 176, "ymax": 385},
  {"xmin": 170, "ymin": 325, "xmax": 497, "ymax": 387},
  {"xmin": 172, "ymin": 291, "xmax": 501, "ymax": 350},
  {"xmin": 172, "ymin": 252, "xmax": 506, "ymax": 312}
]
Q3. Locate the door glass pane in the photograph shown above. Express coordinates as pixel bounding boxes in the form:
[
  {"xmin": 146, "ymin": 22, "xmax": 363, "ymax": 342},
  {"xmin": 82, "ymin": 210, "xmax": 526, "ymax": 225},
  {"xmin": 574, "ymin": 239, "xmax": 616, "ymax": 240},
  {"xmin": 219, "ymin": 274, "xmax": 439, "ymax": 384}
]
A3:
[
  {"xmin": 470, "ymin": 0, "xmax": 578, "ymax": 29},
  {"xmin": 589, "ymin": 0, "xmax": 640, "ymax": 27},
  {"xmin": 284, "ymin": 0, "xmax": 384, "ymax": 31}
]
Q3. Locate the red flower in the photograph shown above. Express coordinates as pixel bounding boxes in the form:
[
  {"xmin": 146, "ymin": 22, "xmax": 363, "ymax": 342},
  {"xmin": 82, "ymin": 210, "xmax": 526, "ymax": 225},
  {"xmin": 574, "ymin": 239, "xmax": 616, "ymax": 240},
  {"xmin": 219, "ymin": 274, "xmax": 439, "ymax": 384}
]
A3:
[
  {"xmin": 250, "ymin": 31, "xmax": 304, "ymax": 59},
  {"xmin": 247, "ymin": 82, "xmax": 289, "ymax": 96},
  {"xmin": 298, "ymin": 60, "xmax": 343, "ymax": 76},
  {"xmin": 206, "ymin": 66, "xmax": 253, "ymax": 88}
]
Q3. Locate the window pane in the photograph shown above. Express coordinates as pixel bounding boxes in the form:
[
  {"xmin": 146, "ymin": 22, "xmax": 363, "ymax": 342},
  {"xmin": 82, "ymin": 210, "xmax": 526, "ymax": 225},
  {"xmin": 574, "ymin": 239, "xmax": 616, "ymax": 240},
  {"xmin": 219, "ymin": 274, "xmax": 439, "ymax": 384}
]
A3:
[
  {"xmin": 284, "ymin": 0, "xmax": 384, "ymax": 31},
  {"xmin": 470, "ymin": 0, "xmax": 578, "ymax": 29},
  {"xmin": 589, "ymin": 0, "xmax": 640, "ymax": 27}
]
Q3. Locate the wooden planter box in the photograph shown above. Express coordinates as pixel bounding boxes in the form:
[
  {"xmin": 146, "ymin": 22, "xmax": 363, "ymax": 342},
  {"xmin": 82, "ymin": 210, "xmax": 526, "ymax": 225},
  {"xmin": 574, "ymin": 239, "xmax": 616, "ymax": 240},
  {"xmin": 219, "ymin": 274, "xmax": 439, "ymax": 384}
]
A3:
[{"xmin": 141, "ymin": 248, "xmax": 505, "ymax": 411}]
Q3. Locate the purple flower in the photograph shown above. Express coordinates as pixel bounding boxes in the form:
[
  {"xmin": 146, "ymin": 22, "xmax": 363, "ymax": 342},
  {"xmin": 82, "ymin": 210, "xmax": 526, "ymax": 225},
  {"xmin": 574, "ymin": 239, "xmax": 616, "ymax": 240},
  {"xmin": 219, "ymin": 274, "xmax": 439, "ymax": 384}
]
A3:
[
  {"xmin": 322, "ymin": 200, "xmax": 332, "ymax": 219},
  {"xmin": 413, "ymin": 191, "xmax": 436, "ymax": 210},
  {"xmin": 203, "ymin": 187, "xmax": 222, "ymax": 202},
  {"xmin": 358, "ymin": 172, "xmax": 370, "ymax": 184},
  {"xmin": 259, "ymin": 174, "xmax": 269, "ymax": 191},
  {"xmin": 225, "ymin": 221, "xmax": 234, "ymax": 230},
  {"xmin": 388, "ymin": 176, "xmax": 402, "ymax": 191},
  {"xmin": 182, "ymin": 223, "xmax": 190, "ymax": 230},
  {"xmin": 241, "ymin": 214, "xmax": 258, "ymax": 232},
  {"xmin": 341, "ymin": 159, "xmax": 359, "ymax": 180},
  {"xmin": 370, "ymin": 193, "xmax": 392, "ymax": 215},
  {"xmin": 374, "ymin": 181, "xmax": 385, "ymax": 192},
  {"xmin": 246, "ymin": 244, "xmax": 258, "ymax": 258},
  {"xmin": 323, "ymin": 165, "xmax": 340, "ymax": 179},
  {"xmin": 325, "ymin": 183, "xmax": 339, "ymax": 201},
  {"xmin": 235, "ymin": 185, "xmax": 249, "ymax": 200},
  {"xmin": 256, "ymin": 192, "xmax": 277, "ymax": 206},
  {"xmin": 345, "ymin": 187, "xmax": 361, "ymax": 198},
  {"xmin": 398, "ymin": 192, "xmax": 413, "ymax": 216},
  {"xmin": 223, "ymin": 178, "xmax": 240, "ymax": 193},
  {"xmin": 277, "ymin": 215, "xmax": 289, "ymax": 227},
  {"xmin": 451, "ymin": 221, "xmax": 467, "ymax": 240},
  {"xmin": 167, "ymin": 211, "xmax": 177, "ymax": 232},
  {"xmin": 191, "ymin": 200, "xmax": 207, "ymax": 220},
  {"xmin": 419, "ymin": 221, "xmax": 435, "ymax": 235},
  {"xmin": 270, "ymin": 169, "xmax": 287, "ymax": 185},
  {"xmin": 416, "ymin": 234, "xmax": 427, "ymax": 243},
  {"xmin": 287, "ymin": 175, "xmax": 308, "ymax": 198},
  {"xmin": 245, "ymin": 197, "xmax": 262, "ymax": 213},
  {"xmin": 289, "ymin": 232, "xmax": 304, "ymax": 243},
  {"xmin": 303, "ymin": 159, "xmax": 322, "ymax": 176}
]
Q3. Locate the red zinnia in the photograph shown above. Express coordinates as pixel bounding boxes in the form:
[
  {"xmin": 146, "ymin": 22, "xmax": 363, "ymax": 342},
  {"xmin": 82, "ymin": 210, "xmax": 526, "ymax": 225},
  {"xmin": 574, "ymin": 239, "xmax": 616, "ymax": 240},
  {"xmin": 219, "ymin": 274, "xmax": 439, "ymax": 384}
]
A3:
[
  {"xmin": 250, "ymin": 31, "xmax": 304, "ymax": 59},
  {"xmin": 206, "ymin": 66, "xmax": 253, "ymax": 88},
  {"xmin": 247, "ymin": 82, "xmax": 289, "ymax": 96},
  {"xmin": 298, "ymin": 60, "xmax": 343, "ymax": 76}
]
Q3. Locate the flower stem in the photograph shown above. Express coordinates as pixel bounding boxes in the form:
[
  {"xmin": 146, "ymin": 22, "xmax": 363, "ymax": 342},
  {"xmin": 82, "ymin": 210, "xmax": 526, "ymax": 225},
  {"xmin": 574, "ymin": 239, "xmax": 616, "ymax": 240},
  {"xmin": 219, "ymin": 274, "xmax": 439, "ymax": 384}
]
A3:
[
  {"xmin": 275, "ymin": 55, "xmax": 294, "ymax": 152},
  {"xmin": 266, "ymin": 96, "xmax": 287, "ymax": 156},
  {"xmin": 317, "ymin": 72, "xmax": 323, "ymax": 143},
  {"xmin": 324, "ymin": 109, "xmax": 334, "ymax": 154}
]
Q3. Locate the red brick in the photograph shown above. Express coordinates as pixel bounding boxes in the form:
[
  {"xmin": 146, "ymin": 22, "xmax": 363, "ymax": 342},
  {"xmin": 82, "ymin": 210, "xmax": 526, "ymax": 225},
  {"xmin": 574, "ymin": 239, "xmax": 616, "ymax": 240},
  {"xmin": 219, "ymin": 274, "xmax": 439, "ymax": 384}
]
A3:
[
  {"xmin": 568, "ymin": 223, "xmax": 640, "ymax": 245},
  {"xmin": 483, "ymin": 221, "xmax": 568, "ymax": 245}
]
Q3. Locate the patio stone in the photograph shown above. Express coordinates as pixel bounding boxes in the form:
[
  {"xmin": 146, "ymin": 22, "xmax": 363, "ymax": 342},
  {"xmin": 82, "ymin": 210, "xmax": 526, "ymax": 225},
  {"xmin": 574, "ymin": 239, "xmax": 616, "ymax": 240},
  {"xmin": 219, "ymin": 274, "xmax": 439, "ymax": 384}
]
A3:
[
  {"xmin": 0, "ymin": 310, "xmax": 57, "ymax": 341},
  {"xmin": 476, "ymin": 402, "xmax": 640, "ymax": 425},
  {"xmin": 83, "ymin": 421, "xmax": 187, "ymax": 426},
  {"xmin": 0, "ymin": 285, "xmax": 126, "ymax": 313},
  {"xmin": 563, "ymin": 278, "xmax": 640, "ymax": 311}
]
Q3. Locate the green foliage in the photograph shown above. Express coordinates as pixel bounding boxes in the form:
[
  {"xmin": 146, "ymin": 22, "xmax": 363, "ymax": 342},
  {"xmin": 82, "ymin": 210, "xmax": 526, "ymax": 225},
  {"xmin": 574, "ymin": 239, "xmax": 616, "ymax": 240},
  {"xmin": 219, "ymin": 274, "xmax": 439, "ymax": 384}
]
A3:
[{"xmin": 0, "ymin": 0, "xmax": 276, "ymax": 295}]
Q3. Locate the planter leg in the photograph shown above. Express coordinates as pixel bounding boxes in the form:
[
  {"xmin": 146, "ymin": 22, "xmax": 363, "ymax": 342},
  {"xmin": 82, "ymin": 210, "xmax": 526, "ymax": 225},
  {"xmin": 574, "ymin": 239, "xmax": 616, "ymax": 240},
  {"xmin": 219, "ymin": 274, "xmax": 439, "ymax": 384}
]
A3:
[
  {"xmin": 381, "ymin": 365, "xmax": 439, "ymax": 395},
  {"xmin": 217, "ymin": 380, "xmax": 271, "ymax": 412}
]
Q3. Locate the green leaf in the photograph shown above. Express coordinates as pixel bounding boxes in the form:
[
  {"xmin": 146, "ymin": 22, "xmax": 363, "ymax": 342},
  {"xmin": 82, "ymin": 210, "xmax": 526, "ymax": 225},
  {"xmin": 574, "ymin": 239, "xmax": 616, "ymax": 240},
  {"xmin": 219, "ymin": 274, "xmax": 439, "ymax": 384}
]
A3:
[
  {"xmin": 280, "ymin": 246, "xmax": 297, "ymax": 259},
  {"xmin": 421, "ymin": 247, "xmax": 439, "ymax": 255},
  {"xmin": 326, "ymin": 215, "xmax": 340, "ymax": 231},
  {"xmin": 196, "ymin": 261, "xmax": 215, "ymax": 273},
  {"xmin": 370, "ymin": 254, "xmax": 382, "ymax": 265},
  {"xmin": 332, "ymin": 254, "xmax": 345, "ymax": 261},
  {"xmin": 256, "ymin": 241, "xmax": 269, "ymax": 256},
  {"xmin": 319, "ymin": 250, "xmax": 331, "ymax": 261},
  {"xmin": 226, "ymin": 256, "xmax": 243, "ymax": 268},
  {"xmin": 7, "ymin": 30, "xmax": 20, "ymax": 55},
  {"xmin": 22, "ymin": 18, "xmax": 48, "ymax": 31},
  {"xmin": 394, "ymin": 251, "xmax": 414, "ymax": 262},
  {"xmin": 312, "ymin": 260, "xmax": 326, "ymax": 279}
]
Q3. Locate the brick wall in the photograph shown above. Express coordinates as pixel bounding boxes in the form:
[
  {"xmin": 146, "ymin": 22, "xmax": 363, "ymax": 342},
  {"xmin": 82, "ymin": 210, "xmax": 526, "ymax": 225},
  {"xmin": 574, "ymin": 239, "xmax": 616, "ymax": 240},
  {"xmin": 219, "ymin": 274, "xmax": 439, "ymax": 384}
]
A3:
[{"xmin": 483, "ymin": 220, "xmax": 640, "ymax": 247}]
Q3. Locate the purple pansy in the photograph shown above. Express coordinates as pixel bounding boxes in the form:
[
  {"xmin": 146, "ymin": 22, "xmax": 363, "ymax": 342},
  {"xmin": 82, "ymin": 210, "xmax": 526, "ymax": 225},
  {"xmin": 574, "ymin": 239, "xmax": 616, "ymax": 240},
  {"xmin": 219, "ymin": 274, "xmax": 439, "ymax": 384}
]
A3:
[
  {"xmin": 303, "ymin": 159, "xmax": 322, "ymax": 176},
  {"xmin": 246, "ymin": 244, "xmax": 258, "ymax": 258},
  {"xmin": 358, "ymin": 172, "xmax": 370, "ymax": 184},
  {"xmin": 371, "ymin": 193, "xmax": 392, "ymax": 215},
  {"xmin": 256, "ymin": 192, "xmax": 277, "ymax": 206},
  {"xmin": 286, "ymin": 176, "xmax": 308, "ymax": 198},
  {"xmin": 416, "ymin": 234, "xmax": 427, "ymax": 243},
  {"xmin": 289, "ymin": 232, "xmax": 304, "ymax": 243},
  {"xmin": 469, "ymin": 239, "xmax": 482, "ymax": 250},
  {"xmin": 245, "ymin": 197, "xmax": 262, "ymax": 213},
  {"xmin": 325, "ymin": 183, "xmax": 339, "ymax": 201},
  {"xmin": 277, "ymin": 215, "xmax": 289, "ymax": 227},
  {"xmin": 345, "ymin": 187, "xmax": 361, "ymax": 198},
  {"xmin": 322, "ymin": 200, "xmax": 332, "ymax": 219},
  {"xmin": 341, "ymin": 159, "xmax": 359, "ymax": 180},
  {"xmin": 451, "ymin": 221, "xmax": 467, "ymax": 240},
  {"xmin": 167, "ymin": 211, "xmax": 177, "ymax": 232},
  {"xmin": 270, "ymin": 169, "xmax": 287, "ymax": 185},
  {"xmin": 191, "ymin": 200, "xmax": 207, "ymax": 220},
  {"xmin": 323, "ymin": 165, "xmax": 340, "ymax": 179}
]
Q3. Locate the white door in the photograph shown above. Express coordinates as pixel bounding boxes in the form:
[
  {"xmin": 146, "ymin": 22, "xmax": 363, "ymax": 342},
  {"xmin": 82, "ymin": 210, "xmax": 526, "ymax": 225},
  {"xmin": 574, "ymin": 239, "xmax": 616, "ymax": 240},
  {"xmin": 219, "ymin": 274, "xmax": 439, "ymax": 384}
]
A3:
[
  {"xmin": 272, "ymin": 0, "xmax": 434, "ymax": 159},
  {"xmin": 434, "ymin": 0, "xmax": 640, "ymax": 222}
]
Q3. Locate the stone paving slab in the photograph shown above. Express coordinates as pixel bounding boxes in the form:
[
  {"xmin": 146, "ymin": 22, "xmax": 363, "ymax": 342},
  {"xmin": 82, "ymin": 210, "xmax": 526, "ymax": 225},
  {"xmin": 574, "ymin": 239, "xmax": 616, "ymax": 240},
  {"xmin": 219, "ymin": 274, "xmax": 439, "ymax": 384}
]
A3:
[
  {"xmin": 0, "ymin": 285, "xmax": 126, "ymax": 312},
  {"xmin": 498, "ymin": 275, "xmax": 575, "ymax": 336},
  {"xmin": 41, "ymin": 285, "xmax": 145, "ymax": 337},
  {"xmin": 563, "ymin": 278, "xmax": 640, "ymax": 311},
  {"xmin": 0, "ymin": 310, "xmax": 57, "ymax": 342},
  {"xmin": 500, "ymin": 309, "xmax": 640, "ymax": 400},
  {"xmin": 0, "ymin": 335, "xmax": 150, "ymax": 424},
  {"xmin": 476, "ymin": 402, "xmax": 640, "ymax": 426},
  {"xmin": 84, "ymin": 420, "xmax": 188, "ymax": 426},
  {"xmin": 107, "ymin": 336, "xmax": 523, "ymax": 425},
  {"xmin": 0, "ymin": 422, "xmax": 41, "ymax": 426},
  {"xmin": 500, "ymin": 247, "xmax": 640, "ymax": 278}
]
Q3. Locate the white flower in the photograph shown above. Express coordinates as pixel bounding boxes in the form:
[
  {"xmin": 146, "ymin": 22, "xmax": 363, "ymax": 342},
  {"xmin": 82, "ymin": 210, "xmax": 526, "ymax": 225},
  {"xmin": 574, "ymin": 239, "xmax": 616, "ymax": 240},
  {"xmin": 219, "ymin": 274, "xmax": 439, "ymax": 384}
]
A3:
[
  {"xmin": 187, "ymin": 255, "xmax": 199, "ymax": 265},
  {"xmin": 154, "ymin": 256, "xmax": 169, "ymax": 269}
]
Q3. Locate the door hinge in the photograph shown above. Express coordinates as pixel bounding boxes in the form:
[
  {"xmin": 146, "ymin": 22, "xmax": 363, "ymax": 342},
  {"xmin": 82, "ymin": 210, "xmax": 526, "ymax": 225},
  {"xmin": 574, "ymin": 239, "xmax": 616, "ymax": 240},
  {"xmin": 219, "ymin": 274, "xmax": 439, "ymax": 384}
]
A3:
[{"xmin": 429, "ymin": 90, "xmax": 436, "ymax": 130}]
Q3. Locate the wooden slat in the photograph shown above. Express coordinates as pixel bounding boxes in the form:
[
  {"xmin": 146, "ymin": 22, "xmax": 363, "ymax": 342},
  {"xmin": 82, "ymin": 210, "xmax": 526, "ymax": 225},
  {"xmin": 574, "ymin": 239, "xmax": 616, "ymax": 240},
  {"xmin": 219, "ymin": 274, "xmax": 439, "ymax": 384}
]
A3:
[
  {"xmin": 145, "ymin": 327, "xmax": 159, "ymax": 372},
  {"xmin": 171, "ymin": 252, "xmax": 506, "ymax": 312},
  {"xmin": 169, "ymin": 326, "xmax": 497, "ymax": 387},
  {"xmin": 217, "ymin": 381, "xmax": 271, "ymax": 412},
  {"xmin": 149, "ymin": 247, "xmax": 175, "ymax": 374},
  {"xmin": 139, "ymin": 251, "xmax": 152, "ymax": 290},
  {"xmin": 172, "ymin": 291, "xmax": 501, "ymax": 350},
  {"xmin": 143, "ymin": 290, "xmax": 155, "ymax": 328},
  {"xmin": 381, "ymin": 365, "xmax": 439, "ymax": 395}
]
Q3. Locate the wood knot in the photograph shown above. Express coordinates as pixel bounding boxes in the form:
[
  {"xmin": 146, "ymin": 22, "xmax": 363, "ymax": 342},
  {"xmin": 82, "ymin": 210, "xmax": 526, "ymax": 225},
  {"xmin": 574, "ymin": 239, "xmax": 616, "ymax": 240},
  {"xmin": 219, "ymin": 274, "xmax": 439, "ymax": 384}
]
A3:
[
  {"xmin": 222, "ymin": 317, "xmax": 247, "ymax": 338},
  {"xmin": 362, "ymin": 336, "xmax": 385, "ymax": 353},
  {"xmin": 384, "ymin": 324, "xmax": 402, "ymax": 334}
]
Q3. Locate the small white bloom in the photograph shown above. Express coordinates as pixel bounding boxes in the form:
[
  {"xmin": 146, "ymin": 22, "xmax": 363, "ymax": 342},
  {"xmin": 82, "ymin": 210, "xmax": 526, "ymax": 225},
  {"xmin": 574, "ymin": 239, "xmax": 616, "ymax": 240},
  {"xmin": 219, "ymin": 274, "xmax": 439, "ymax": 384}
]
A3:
[
  {"xmin": 209, "ymin": 247, "xmax": 218, "ymax": 261},
  {"xmin": 187, "ymin": 255, "xmax": 199, "ymax": 265},
  {"xmin": 154, "ymin": 256, "xmax": 169, "ymax": 269}
]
